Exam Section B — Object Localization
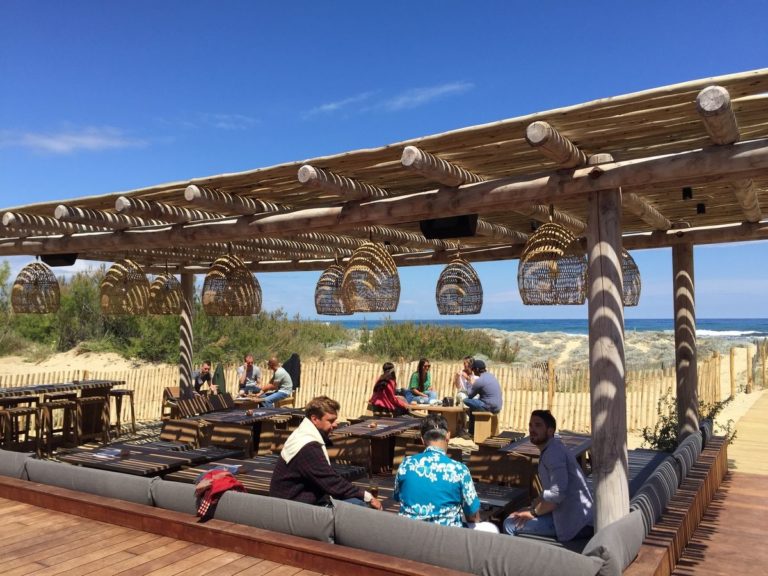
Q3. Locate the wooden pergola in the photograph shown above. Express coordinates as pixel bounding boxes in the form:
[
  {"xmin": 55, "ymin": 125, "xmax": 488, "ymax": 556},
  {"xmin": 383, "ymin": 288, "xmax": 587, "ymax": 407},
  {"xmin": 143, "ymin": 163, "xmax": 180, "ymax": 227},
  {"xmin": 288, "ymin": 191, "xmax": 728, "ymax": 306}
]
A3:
[{"xmin": 2, "ymin": 69, "xmax": 767, "ymax": 530}]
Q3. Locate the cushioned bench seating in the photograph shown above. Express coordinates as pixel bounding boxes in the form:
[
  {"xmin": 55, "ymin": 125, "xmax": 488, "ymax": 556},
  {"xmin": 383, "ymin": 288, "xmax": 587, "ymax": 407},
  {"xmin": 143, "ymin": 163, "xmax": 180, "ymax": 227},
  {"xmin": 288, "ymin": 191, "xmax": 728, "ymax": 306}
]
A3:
[{"xmin": 0, "ymin": 442, "xmax": 723, "ymax": 576}]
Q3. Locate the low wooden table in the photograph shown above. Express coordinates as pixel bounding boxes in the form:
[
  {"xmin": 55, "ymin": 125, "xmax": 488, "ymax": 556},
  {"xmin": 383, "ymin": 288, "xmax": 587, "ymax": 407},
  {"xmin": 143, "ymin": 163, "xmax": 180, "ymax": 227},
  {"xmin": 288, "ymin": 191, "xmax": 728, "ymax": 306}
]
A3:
[
  {"xmin": 498, "ymin": 432, "xmax": 592, "ymax": 466},
  {"xmin": 332, "ymin": 418, "xmax": 422, "ymax": 474}
]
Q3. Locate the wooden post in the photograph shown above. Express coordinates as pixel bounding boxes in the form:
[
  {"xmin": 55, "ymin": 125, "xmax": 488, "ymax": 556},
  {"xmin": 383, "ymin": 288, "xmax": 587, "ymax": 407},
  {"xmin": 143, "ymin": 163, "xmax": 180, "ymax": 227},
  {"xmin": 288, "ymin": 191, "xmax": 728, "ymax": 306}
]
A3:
[
  {"xmin": 729, "ymin": 347, "xmax": 737, "ymax": 399},
  {"xmin": 179, "ymin": 272, "xmax": 195, "ymax": 400},
  {"xmin": 746, "ymin": 346, "xmax": 754, "ymax": 394},
  {"xmin": 673, "ymin": 243, "xmax": 699, "ymax": 440},
  {"xmin": 761, "ymin": 342, "xmax": 766, "ymax": 388},
  {"xmin": 547, "ymin": 358, "xmax": 556, "ymax": 410},
  {"xmin": 586, "ymin": 154, "xmax": 628, "ymax": 531}
]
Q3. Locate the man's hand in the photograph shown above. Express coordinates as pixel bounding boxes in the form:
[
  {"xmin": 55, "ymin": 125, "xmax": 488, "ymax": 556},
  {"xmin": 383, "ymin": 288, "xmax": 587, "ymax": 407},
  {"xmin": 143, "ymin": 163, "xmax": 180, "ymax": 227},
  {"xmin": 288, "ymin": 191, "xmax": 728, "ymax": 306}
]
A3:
[
  {"xmin": 369, "ymin": 497, "xmax": 383, "ymax": 511},
  {"xmin": 508, "ymin": 509, "xmax": 534, "ymax": 529}
]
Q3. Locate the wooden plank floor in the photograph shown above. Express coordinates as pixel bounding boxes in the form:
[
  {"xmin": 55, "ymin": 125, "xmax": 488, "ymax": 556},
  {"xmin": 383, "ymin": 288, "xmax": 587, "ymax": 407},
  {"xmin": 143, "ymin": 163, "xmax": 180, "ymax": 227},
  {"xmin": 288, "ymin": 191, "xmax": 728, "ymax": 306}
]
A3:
[
  {"xmin": 671, "ymin": 390, "xmax": 768, "ymax": 575},
  {"xmin": 0, "ymin": 498, "xmax": 326, "ymax": 576}
]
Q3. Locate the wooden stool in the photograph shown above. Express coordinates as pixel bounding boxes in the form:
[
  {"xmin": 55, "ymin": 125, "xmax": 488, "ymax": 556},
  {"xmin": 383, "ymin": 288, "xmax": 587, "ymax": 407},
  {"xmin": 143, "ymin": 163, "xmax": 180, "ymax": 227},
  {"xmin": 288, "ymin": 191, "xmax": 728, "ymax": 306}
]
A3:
[
  {"xmin": 109, "ymin": 389, "xmax": 136, "ymax": 436},
  {"xmin": 39, "ymin": 399, "xmax": 78, "ymax": 455},
  {"xmin": 1, "ymin": 406, "xmax": 40, "ymax": 455},
  {"xmin": 0, "ymin": 395, "xmax": 39, "ymax": 444},
  {"xmin": 472, "ymin": 412, "xmax": 500, "ymax": 444},
  {"xmin": 76, "ymin": 395, "xmax": 110, "ymax": 445}
]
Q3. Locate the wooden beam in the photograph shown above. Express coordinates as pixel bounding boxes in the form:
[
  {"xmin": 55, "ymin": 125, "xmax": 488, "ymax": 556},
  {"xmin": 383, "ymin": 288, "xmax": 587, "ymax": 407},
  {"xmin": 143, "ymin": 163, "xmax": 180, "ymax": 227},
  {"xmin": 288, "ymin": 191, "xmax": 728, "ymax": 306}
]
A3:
[
  {"xmin": 673, "ymin": 243, "xmax": 699, "ymax": 441},
  {"xmin": 474, "ymin": 220, "xmax": 528, "ymax": 243},
  {"xmin": 353, "ymin": 226, "xmax": 454, "ymax": 249},
  {"xmin": 184, "ymin": 185, "xmax": 286, "ymax": 216},
  {"xmin": 401, "ymin": 145, "xmax": 585, "ymax": 233},
  {"xmin": 730, "ymin": 179, "xmax": 762, "ymax": 223},
  {"xmin": 622, "ymin": 192, "xmax": 672, "ymax": 230},
  {"xmin": 115, "ymin": 196, "xmax": 221, "ymax": 223},
  {"xmin": 696, "ymin": 85, "xmax": 740, "ymax": 145},
  {"xmin": 1, "ymin": 212, "xmax": 98, "ymax": 235},
  {"xmin": 0, "ymin": 139, "xmax": 766, "ymax": 259},
  {"xmin": 586, "ymin": 155, "xmax": 629, "ymax": 531},
  {"xmin": 54, "ymin": 205, "xmax": 165, "ymax": 230},
  {"xmin": 526, "ymin": 121, "xmax": 587, "ymax": 168},
  {"xmin": 400, "ymin": 146, "xmax": 484, "ymax": 186},
  {"xmin": 298, "ymin": 165, "xmax": 389, "ymax": 200}
]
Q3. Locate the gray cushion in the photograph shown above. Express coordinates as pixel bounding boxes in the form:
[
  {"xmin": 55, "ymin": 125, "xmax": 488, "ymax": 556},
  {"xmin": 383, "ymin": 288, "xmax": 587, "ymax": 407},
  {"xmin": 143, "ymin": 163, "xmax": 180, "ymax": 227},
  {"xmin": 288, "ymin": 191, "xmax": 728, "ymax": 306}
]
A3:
[
  {"xmin": 150, "ymin": 478, "xmax": 198, "ymax": 515},
  {"xmin": 0, "ymin": 449, "xmax": 33, "ymax": 479},
  {"xmin": 583, "ymin": 510, "xmax": 645, "ymax": 576},
  {"xmin": 629, "ymin": 456, "xmax": 679, "ymax": 535},
  {"xmin": 215, "ymin": 491, "xmax": 335, "ymax": 543},
  {"xmin": 672, "ymin": 440, "xmax": 697, "ymax": 480},
  {"xmin": 699, "ymin": 419, "xmax": 714, "ymax": 448},
  {"xmin": 25, "ymin": 459, "xmax": 153, "ymax": 506},
  {"xmin": 333, "ymin": 500, "xmax": 603, "ymax": 576}
]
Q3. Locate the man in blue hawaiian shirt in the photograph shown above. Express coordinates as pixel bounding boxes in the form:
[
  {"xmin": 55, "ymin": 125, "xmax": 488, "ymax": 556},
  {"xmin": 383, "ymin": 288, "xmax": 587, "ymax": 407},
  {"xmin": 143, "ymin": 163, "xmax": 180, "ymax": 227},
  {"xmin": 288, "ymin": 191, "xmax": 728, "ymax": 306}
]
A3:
[{"xmin": 394, "ymin": 414, "xmax": 481, "ymax": 527}]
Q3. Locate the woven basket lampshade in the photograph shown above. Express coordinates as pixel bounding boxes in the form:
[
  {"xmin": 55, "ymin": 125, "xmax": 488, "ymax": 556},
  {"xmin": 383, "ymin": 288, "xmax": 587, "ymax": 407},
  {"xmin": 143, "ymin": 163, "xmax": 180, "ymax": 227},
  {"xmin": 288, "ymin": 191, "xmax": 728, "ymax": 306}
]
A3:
[
  {"xmin": 148, "ymin": 273, "xmax": 183, "ymax": 315},
  {"xmin": 11, "ymin": 262, "xmax": 60, "ymax": 314},
  {"xmin": 315, "ymin": 263, "xmax": 352, "ymax": 316},
  {"xmin": 622, "ymin": 249, "xmax": 642, "ymax": 307},
  {"xmin": 436, "ymin": 257, "xmax": 483, "ymax": 315},
  {"xmin": 341, "ymin": 242, "xmax": 400, "ymax": 312},
  {"xmin": 518, "ymin": 222, "xmax": 588, "ymax": 305},
  {"xmin": 202, "ymin": 254, "xmax": 261, "ymax": 316},
  {"xmin": 100, "ymin": 259, "xmax": 150, "ymax": 315}
]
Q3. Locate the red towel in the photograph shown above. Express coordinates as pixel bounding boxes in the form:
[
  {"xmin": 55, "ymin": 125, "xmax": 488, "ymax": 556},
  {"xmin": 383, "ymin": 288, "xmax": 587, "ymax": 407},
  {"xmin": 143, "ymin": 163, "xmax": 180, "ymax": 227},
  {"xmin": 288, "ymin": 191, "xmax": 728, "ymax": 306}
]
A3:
[{"xmin": 195, "ymin": 469, "xmax": 245, "ymax": 518}]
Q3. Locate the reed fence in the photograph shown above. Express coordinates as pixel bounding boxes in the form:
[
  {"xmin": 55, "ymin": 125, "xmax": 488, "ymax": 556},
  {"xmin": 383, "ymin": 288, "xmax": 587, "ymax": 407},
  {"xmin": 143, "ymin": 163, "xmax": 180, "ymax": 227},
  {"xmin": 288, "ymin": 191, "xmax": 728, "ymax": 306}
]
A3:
[{"xmin": 0, "ymin": 348, "xmax": 736, "ymax": 433}]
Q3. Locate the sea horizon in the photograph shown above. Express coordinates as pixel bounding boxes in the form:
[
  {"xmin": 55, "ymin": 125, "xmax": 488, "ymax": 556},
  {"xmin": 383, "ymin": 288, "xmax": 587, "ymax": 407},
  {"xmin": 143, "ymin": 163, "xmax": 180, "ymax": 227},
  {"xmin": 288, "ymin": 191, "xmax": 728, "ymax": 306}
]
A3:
[{"xmin": 322, "ymin": 318, "xmax": 768, "ymax": 338}]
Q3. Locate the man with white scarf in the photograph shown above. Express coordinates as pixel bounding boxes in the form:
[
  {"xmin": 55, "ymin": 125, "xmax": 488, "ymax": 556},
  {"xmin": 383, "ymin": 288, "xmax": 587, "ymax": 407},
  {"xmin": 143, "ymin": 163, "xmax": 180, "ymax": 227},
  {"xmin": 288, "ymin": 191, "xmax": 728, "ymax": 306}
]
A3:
[{"xmin": 269, "ymin": 396, "xmax": 383, "ymax": 509}]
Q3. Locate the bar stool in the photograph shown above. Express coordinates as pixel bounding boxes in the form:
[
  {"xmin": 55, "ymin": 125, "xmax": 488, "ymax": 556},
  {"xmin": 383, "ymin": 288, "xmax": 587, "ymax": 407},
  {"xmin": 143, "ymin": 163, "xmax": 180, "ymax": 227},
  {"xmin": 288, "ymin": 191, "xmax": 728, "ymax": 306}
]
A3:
[
  {"xmin": 108, "ymin": 389, "xmax": 136, "ymax": 436},
  {"xmin": 39, "ymin": 392, "xmax": 79, "ymax": 455},
  {"xmin": 1, "ymin": 405, "xmax": 41, "ymax": 455},
  {"xmin": 75, "ymin": 394, "xmax": 110, "ymax": 445}
]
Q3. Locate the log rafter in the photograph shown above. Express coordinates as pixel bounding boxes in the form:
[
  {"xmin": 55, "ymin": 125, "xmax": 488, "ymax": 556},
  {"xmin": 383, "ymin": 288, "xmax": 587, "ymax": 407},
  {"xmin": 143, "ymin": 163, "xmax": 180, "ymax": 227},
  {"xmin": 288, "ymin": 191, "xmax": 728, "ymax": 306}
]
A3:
[
  {"xmin": 1, "ymin": 212, "xmax": 101, "ymax": 236},
  {"xmin": 54, "ymin": 205, "xmax": 166, "ymax": 230},
  {"xmin": 696, "ymin": 85, "xmax": 762, "ymax": 222},
  {"xmin": 401, "ymin": 145, "xmax": 585, "ymax": 234},
  {"xmin": 1, "ymin": 139, "xmax": 767, "ymax": 259},
  {"xmin": 526, "ymin": 121, "xmax": 588, "ymax": 168},
  {"xmin": 115, "ymin": 196, "xmax": 222, "ymax": 223},
  {"xmin": 184, "ymin": 185, "xmax": 288, "ymax": 216},
  {"xmin": 298, "ymin": 165, "xmax": 389, "ymax": 200}
]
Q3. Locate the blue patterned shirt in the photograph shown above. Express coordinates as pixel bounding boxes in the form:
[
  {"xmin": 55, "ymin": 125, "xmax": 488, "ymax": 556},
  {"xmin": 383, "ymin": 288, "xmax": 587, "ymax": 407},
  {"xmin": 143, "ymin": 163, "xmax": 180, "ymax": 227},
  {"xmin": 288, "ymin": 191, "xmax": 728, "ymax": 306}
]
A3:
[{"xmin": 394, "ymin": 446, "xmax": 480, "ymax": 527}]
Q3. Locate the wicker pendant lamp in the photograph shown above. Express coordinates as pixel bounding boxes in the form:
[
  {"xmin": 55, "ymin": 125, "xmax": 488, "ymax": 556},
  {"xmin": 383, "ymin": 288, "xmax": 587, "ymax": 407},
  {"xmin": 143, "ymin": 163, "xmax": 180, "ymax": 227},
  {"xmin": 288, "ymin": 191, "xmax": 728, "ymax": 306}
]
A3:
[
  {"xmin": 341, "ymin": 241, "xmax": 400, "ymax": 312},
  {"xmin": 517, "ymin": 220, "xmax": 588, "ymax": 305},
  {"xmin": 100, "ymin": 259, "xmax": 150, "ymax": 315},
  {"xmin": 436, "ymin": 256, "xmax": 483, "ymax": 315},
  {"xmin": 148, "ymin": 272, "xmax": 183, "ymax": 315},
  {"xmin": 315, "ymin": 262, "xmax": 352, "ymax": 316},
  {"xmin": 622, "ymin": 249, "xmax": 642, "ymax": 306},
  {"xmin": 11, "ymin": 261, "xmax": 60, "ymax": 314},
  {"xmin": 202, "ymin": 254, "xmax": 261, "ymax": 316}
]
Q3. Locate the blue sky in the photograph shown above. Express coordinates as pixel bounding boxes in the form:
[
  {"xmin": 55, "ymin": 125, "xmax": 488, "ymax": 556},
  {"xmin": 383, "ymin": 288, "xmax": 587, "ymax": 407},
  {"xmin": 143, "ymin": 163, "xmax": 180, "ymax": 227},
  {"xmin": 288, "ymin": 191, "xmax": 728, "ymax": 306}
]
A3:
[{"xmin": 1, "ymin": 1, "xmax": 766, "ymax": 319}]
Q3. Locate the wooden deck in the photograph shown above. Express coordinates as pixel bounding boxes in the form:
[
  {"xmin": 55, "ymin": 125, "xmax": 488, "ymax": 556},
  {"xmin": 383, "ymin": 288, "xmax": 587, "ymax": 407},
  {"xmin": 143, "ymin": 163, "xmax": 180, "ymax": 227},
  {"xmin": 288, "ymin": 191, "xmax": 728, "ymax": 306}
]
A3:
[
  {"xmin": 0, "ymin": 496, "xmax": 324, "ymax": 576},
  {"xmin": 670, "ymin": 390, "xmax": 768, "ymax": 575}
]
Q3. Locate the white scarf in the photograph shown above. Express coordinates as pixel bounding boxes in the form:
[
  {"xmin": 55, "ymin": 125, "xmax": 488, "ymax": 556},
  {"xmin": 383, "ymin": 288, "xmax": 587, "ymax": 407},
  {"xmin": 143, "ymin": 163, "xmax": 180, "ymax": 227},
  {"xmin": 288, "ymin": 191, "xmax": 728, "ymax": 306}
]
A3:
[{"xmin": 280, "ymin": 417, "xmax": 330, "ymax": 465}]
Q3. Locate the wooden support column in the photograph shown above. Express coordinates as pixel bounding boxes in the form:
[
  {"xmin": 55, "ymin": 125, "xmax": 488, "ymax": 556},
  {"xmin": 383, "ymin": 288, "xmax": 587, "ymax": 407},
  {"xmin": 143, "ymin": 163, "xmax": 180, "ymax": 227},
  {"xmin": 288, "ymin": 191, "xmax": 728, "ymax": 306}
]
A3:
[
  {"xmin": 587, "ymin": 154, "xmax": 628, "ymax": 531},
  {"xmin": 672, "ymin": 243, "xmax": 699, "ymax": 440},
  {"xmin": 178, "ymin": 272, "xmax": 195, "ymax": 400}
]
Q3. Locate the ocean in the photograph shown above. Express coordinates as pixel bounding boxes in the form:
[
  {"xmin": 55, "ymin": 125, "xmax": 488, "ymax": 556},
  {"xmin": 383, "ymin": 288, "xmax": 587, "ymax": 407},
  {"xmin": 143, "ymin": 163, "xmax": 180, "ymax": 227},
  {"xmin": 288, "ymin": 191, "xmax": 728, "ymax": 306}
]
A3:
[{"xmin": 330, "ymin": 318, "xmax": 768, "ymax": 339}]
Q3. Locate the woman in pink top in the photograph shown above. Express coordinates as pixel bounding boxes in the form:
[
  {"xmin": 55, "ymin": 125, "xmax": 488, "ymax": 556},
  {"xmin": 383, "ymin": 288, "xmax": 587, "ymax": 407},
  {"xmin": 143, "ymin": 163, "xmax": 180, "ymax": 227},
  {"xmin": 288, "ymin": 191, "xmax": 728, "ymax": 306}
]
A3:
[{"xmin": 368, "ymin": 362, "xmax": 409, "ymax": 416}]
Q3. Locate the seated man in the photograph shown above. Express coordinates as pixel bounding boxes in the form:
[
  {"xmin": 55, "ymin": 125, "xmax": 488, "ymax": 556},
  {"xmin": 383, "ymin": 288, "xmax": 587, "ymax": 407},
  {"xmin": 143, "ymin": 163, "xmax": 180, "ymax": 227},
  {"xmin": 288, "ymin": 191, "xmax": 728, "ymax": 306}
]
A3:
[
  {"xmin": 461, "ymin": 359, "xmax": 502, "ymax": 439},
  {"xmin": 192, "ymin": 360, "xmax": 213, "ymax": 395},
  {"xmin": 236, "ymin": 353, "xmax": 261, "ymax": 395},
  {"xmin": 504, "ymin": 410, "xmax": 593, "ymax": 542},
  {"xmin": 269, "ymin": 395, "xmax": 382, "ymax": 510},
  {"xmin": 395, "ymin": 414, "xmax": 495, "ymax": 531},
  {"xmin": 258, "ymin": 356, "xmax": 294, "ymax": 408}
]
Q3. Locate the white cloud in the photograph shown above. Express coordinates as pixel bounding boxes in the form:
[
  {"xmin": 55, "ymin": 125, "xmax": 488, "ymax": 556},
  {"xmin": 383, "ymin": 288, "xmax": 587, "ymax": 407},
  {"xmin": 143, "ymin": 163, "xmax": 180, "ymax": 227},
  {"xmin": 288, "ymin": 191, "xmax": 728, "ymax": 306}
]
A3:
[
  {"xmin": 303, "ymin": 91, "xmax": 377, "ymax": 118},
  {"xmin": 381, "ymin": 81, "xmax": 474, "ymax": 111},
  {"xmin": 0, "ymin": 126, "xmax": 147, "ymax": 154}
]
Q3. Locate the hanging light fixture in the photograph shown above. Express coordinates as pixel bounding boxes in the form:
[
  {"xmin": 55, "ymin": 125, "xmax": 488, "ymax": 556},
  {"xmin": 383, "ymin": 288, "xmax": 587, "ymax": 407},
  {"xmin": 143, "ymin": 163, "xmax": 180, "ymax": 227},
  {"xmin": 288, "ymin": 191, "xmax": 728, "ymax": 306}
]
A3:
[
  {"xmin": 622, "ymin": 249, "xmax": 642, "ymax": 307},
  {"xmin": 341, "ymin": 241, "xmax": 400, "ymax": 312},
  {"xmin": 435, "ymin": 254, "xmax": 483, "ymax": 315},
  {"xmin": 315, "ymin": 262, "xmax": 352, "ymax": 316},
  {"xmin": 100, "ymin": 259, "xmax": 150, "ymax": 315},
  {"xmin": 202, "ymin": 254, "xmax": 261, "ymax": 316},
  {"xmin": 517, "ymin": 215, "xmax": 587, "ymax": 305},
  {"xmin": 11, "ymin": 261, "xmax": 60, "ymax": 314},
  {"xmin": 148, "ymin": 267, "xmax": 183, "ymax": 315}
]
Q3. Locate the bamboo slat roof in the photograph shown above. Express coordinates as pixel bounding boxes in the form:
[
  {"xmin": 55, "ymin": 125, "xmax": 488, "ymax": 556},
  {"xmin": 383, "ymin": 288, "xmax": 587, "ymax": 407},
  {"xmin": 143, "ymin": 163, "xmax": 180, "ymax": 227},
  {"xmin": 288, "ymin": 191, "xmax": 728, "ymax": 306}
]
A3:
[{"xmin": 2, "ymin": 68, "xmax": 768, "ymax": 272}]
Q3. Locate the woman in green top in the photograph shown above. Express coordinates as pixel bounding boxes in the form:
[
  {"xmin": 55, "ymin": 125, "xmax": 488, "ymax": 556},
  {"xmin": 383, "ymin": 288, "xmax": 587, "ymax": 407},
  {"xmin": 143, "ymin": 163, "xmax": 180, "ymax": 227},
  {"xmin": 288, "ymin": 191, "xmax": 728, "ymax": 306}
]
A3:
[{"xmin": 405, "ymin": 358, "xmax": 438, "ymax": 404}]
